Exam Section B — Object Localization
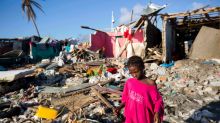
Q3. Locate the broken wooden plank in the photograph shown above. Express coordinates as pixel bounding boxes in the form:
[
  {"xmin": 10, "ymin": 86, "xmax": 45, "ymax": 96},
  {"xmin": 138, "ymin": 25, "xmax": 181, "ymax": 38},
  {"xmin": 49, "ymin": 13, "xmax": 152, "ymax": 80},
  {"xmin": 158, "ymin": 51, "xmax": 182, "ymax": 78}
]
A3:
[
  {"xmin": 111, "ymin": 60, "xmax": 124, "ymax": 68},
  {"xmin": 40, "ymin": 78, "xmax": 115, "ymax": 94},
  {"xmin": 135, "ymin": 19, "xmax": 145, "ymax": 33},
  {"xmin": 161, "ymin": 7, "xmax": 220, "ymax": 19},
  {"xmin": 147, "ymin": 48, "xmax": 162, "ymax": 57},
  {"xmin": 91, "ymin": 87, "xmax": 114, "ymax": 109},
  {"xmin": 51, "ymin": 93, "xmax": 97, "ymax": 112},
  {"xmin": 93, "ymin": 85, "xmax": 122, "ymax": 95},
  {"xmin": 117, "ymin": 39, "xmax": 130, "ymax": 58},
  {"xmin": 108, "ymin": 97, "xmax": 121, "ymax": 101}
]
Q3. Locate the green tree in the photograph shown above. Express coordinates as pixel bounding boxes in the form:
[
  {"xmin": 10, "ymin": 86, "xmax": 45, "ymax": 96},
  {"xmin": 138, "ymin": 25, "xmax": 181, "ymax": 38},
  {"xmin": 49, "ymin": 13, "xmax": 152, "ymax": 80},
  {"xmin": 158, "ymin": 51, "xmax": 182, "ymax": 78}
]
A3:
[{"xmin": 22, "ymin": 0, "xmax": 44, "ymax": 37}]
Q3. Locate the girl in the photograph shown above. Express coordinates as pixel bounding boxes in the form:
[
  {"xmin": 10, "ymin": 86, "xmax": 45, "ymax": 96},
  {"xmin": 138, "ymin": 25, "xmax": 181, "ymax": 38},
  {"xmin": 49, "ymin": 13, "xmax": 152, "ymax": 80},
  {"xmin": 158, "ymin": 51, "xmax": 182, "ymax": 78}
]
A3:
[{"xmin": 115, "ymin": 56, "xmax": 164, "ymax": 123}]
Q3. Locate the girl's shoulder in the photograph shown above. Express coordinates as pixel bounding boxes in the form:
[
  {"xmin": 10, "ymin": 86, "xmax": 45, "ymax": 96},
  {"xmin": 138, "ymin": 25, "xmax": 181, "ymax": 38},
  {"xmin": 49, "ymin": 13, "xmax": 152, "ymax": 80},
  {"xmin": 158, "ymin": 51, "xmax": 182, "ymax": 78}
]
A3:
[
  {"xmin": 125, "ymin": 78, "xmax": 134, "ymax": 85},
  {"xmin": 144, "ymin": 79, "xmax": 156, "ymax": 86},
  {"xmin": 127, "ymin": 78, "xmax": 135, "ymax": 82},
  {"xmin": 126, "ymin": 78, "xmax": 139, "ymax": 84},
  {"xmin": 127, "ymin": 78, "xmax": 157, "ymax": 88}
]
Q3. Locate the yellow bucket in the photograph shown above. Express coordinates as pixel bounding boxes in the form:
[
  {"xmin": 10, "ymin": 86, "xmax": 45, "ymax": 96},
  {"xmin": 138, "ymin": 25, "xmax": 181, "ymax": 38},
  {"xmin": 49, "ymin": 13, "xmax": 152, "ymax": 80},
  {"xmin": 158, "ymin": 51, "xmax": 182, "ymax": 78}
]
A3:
[{"xmin": 35, "ymin": 105, "xmax": 58, "ymax": 120}]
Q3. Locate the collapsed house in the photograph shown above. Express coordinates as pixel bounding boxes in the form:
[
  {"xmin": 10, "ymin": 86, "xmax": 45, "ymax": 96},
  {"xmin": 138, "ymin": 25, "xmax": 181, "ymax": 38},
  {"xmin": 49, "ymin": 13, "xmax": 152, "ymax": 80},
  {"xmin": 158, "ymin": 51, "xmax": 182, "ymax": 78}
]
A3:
[
  {"xmin": 0, "ymin": 36, "xmax": 61, "ymax": 66},
  {"xmin": 160, "ymin": 7, "xmax": 220, "ymax": 62},
  {"xmin": 0, "ymin": 38, "xmax": 31, "ymax": 65},
  {"xmin": 86, "ymin": 6, "xmax": 220, "ymax": 63},
  {"xmin": 85, "ymin": 3, "xmax": 166, "ymax": 61},
  {"xmin": 30, "ymin": 36, "xmax": 61, "ymax": 61},
  {"xmin": 89, "ymin": 25, "xmax": 145, "ymax": 58}
]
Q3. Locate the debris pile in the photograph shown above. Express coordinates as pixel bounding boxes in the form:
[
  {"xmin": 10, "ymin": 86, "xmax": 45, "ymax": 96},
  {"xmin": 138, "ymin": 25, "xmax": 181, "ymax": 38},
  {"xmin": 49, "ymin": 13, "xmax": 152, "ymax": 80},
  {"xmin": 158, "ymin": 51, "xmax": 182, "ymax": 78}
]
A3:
[
  {"xmin": 151, "ymin": 59, "xmax": 220, "ymax": 123},
  {"xmin": 0, "ymin": 57, "xmax": 219, "ymax": 123}
]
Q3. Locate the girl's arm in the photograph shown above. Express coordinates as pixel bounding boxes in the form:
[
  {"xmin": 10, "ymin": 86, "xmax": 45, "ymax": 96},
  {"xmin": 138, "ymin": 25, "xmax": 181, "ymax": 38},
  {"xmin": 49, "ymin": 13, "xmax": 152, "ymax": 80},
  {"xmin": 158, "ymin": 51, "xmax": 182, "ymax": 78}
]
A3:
[
  {"xmin": 154, "ymin": 112, "xmax": 160, "ymax": 123},
  {"xmin": 151, "ymin": 88, "xmax": 164, "ymax": 122},
  {"xmin": 154, "ymin": 93, "xmax": 163, "ymax": 114},
  {"xmin": 114, "ymin": 102, "xmax": 125, "ymax": 115},
  {"xmin": 115, "ymin": 80, "xmax": 128, "ymax": 115},
  {"xmin": 118, "ymin": 102, "xmax": 125, "ymax": 109}
]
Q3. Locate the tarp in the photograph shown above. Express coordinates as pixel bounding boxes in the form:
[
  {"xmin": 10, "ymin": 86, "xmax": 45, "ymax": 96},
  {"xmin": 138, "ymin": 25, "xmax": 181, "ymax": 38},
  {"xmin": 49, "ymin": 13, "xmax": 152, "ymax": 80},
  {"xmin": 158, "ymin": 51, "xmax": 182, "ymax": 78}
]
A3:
[
  {"xmin": 189, "ymin": 26, "xmax": 220, "ymax": 59},
  {"xmin": 31, "ymin": 42, "xmax": 60, "ymax": 61},
  {"xmin": 32, "ymin": 44, "xmax": 57, "ymax": 60},
  {"xmin": 142, "ymin": 3, "xmax": 167, "ymax": 16},
  {"xmin": 30, "ymin": 37, "xmax": 61, "ymax": 61}
]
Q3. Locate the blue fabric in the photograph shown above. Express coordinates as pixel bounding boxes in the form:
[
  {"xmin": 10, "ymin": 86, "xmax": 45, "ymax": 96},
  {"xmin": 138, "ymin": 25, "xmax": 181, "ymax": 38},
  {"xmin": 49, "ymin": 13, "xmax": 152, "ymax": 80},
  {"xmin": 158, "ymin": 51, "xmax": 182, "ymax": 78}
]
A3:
[
  {"xmin": 0, "ymin": 66, "xmax": 7, "ymax": 71},
  {"xmin": 160, "ymin": 61, "xmax": 174, "ymax": 68},
  {"xmin": 32, "ymin": 43, "xmax": 60, "ymax": 61},
  {"xmin": 65, "ymin": 45, "xmax": 70, "ymax": 53}
]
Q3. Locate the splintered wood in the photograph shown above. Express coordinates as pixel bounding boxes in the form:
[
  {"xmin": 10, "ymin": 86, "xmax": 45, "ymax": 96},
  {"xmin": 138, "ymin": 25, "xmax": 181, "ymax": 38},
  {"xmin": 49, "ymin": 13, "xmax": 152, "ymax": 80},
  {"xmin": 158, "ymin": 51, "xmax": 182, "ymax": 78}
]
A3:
[
  {"xmin": 91, "ymin": 87, "xmax": 114, "ymax": 109},
  {"xmin": 51, "ymin": 93, "xmax": 96, "ymax": 112}
]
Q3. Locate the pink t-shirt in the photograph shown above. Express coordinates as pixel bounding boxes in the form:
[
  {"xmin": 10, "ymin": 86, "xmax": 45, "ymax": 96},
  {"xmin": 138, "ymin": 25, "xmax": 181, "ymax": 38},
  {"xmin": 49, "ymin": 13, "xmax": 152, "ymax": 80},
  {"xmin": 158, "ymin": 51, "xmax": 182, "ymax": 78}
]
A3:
[{"xmin": 122, "ymin": 78, "xmax": 164, "ymax": 123}]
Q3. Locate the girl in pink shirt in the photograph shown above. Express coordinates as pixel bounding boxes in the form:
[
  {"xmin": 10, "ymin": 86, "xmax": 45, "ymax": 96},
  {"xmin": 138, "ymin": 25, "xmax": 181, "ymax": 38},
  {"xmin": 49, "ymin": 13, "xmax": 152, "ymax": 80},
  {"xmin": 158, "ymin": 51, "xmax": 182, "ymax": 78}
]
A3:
[{"xmin": 115, "ymin": 56, "xmax": 164, "ymax": 123}]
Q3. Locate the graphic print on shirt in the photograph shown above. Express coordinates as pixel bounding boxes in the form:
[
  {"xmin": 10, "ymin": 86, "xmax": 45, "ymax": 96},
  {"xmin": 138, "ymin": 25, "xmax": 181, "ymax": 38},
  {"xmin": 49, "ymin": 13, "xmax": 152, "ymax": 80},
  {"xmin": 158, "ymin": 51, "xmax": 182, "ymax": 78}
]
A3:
[{"xmin": 128, "ymin": 89, "xmax": 144, "ymax": 103}]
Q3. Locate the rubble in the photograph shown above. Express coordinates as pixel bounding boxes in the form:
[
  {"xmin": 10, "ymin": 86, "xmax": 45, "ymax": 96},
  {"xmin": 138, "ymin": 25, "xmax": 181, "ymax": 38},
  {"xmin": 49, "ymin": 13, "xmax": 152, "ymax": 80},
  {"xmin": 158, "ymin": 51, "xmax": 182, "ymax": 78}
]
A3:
[
  {"xmin": 154, "ymin": 60, "xmax": 220, "ymax": 123},
  {"xmin": 0, "ymin": 56, "xmax": 219, "ymax": 123}
]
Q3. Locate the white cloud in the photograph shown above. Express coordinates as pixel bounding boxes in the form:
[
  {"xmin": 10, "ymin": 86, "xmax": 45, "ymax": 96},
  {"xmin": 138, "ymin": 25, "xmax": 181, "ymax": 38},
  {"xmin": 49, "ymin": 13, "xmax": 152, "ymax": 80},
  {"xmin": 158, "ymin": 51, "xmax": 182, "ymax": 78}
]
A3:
[
  {"xmin": 119, "ymin": 4, "xmax": 145, "ymax": 24},
  {"xmin": 192, "ymin": 2, "xmax": 206, "ymax": 10},
  {"xmin": 133, "ymin": 4, "xmax": 145, "ymax": 14},
  {"xmin": 119, "ymin": 7, "xmax": 131, "ymax": 24}
]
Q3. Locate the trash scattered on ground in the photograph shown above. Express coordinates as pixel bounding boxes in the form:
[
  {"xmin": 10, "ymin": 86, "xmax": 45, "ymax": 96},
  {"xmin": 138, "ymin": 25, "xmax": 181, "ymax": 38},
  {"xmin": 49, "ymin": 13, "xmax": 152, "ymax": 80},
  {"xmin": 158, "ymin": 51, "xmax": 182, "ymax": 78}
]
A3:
[{"xmin": 0, "ymin": 57, "xmax": 219, "ymax": 123}]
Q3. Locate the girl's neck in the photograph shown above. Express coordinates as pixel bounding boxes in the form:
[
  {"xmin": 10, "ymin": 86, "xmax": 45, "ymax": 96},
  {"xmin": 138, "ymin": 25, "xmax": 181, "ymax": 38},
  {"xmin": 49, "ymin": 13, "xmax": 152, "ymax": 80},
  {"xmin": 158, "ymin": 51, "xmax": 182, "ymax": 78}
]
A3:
[
  {"xmin": 138, "ymin": 74, "xmax": 146, "ymax": 80},
  {"xmin": 139, "ymin": 76, "xmax": 156, "ymax": 86}
]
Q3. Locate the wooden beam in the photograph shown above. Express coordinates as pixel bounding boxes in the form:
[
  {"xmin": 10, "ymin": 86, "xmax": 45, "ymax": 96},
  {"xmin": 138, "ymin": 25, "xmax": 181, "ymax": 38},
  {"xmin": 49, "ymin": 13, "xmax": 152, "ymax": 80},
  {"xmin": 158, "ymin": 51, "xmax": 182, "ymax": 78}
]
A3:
[
  {"xmin": 135, "ymin": 19, "xmax": 145, "ymax": 33},
  {"xmin": 176, "ymin": 19, "xmax": 220, "ymax": 29},
  {"xmin": 204, "ymin": 13, "xmax": 210, "ymax": 20},
  {"xmin": 116, "ymin": 39, "xmax": 129, "ymax": 58},
  {"xmin": 60, "ymin": 78, "xmax": 115, "ymax": 97},
  {"xmin": 161, "ymin": 7, "xmax": 220, "ymax": 19},
  {"xmin": 81, "ymin": 26, "xmax": 106, "ymax": 33},
  {"xmin": 177, "ymin": 16, "xmax": 220, "ymax": 23},
  {"xmin": 162, "ymin": 18, "xmax": 167, "ymax": 62},
  {"xmin": 93, "ymin": 85, "xmax": 122, "ymax": 95},
  {"xmin": 91, "ymin": 87, "xmax": 114, "ymax": 109},
  {"xmin": 147, "ymin": 48, "xmax": 162, "ymax": 58}
]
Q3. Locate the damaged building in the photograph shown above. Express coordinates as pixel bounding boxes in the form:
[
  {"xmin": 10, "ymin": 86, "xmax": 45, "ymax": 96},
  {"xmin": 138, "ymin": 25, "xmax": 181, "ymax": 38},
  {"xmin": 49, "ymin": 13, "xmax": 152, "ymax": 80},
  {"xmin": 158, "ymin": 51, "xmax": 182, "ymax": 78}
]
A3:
[
  {"xmin": 85, "ymin": 3, "xmax": 166, "ymax": 62},
  {"xmin": 87, "ymin": 6, "xmax": 220, "ymax": 63},
  {"xmin": 0, "ymin": 36, "xmax": 62, "ymax": 66},
  {"xmin": 160, "ymin": 7, "xmax": 220, "ymax": 62}
]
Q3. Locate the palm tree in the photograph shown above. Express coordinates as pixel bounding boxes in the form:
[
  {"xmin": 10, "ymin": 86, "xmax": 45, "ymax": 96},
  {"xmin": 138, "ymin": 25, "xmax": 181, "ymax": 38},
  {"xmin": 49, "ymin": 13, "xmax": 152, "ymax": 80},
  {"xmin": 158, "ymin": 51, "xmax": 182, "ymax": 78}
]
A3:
[{"xmin": 22, "ymin": 0, "xmax": 44, "ymax": 37}]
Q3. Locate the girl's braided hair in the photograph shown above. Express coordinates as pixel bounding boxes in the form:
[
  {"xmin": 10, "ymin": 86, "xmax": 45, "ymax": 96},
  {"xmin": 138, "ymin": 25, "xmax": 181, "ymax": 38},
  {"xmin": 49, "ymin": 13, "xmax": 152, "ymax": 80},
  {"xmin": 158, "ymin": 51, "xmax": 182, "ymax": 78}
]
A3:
[{"xmin": 127, "ymin": 56, "xmax": 145, "ymax": 70}]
